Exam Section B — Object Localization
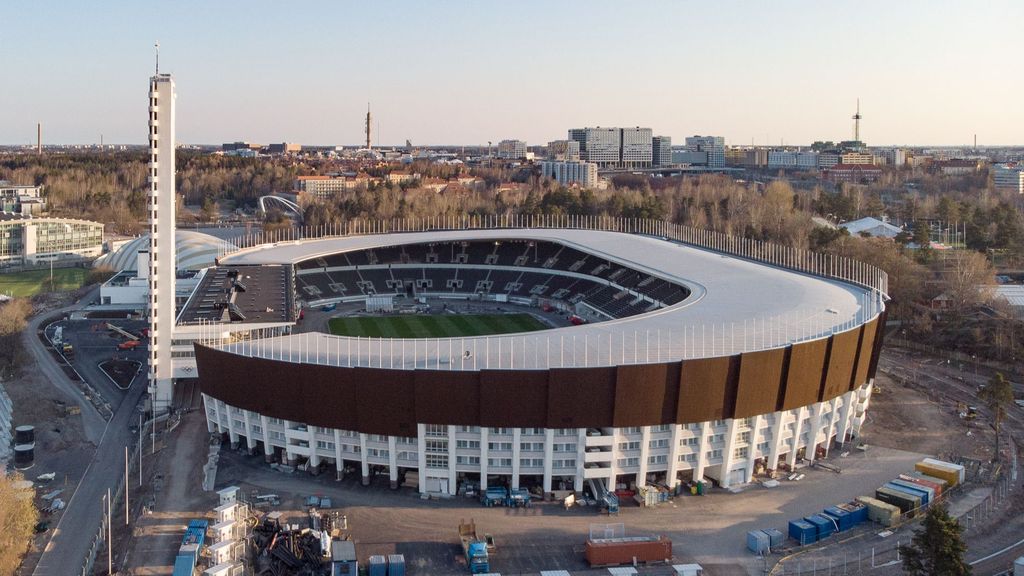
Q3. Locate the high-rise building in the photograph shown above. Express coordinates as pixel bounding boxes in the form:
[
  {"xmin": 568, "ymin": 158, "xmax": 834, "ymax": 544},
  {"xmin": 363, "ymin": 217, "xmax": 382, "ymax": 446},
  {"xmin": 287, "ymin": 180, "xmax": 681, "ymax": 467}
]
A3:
[
  {"xmin": 540, "ymin": 161, "xmax": 598, "ymax": 188},
  {"xmin": 652, "ymin": 136, "xmax": 672, "ymax": 167},
  {"xmin": 148, "ymin": 71, "xmax": 176, "ymax": 413},
  {"xmin": 569, "ymin": 127, "xmax": 653, "ymax": 168},
  {"xmin": 993, "ymin": 163, "xmax": 1024, "ymax": 194},
  {"xmin": 547, "ymin": 139, "xmax": 580, "ymax": 162},
  {"xmin": 684, "ymin": 136, "xmax": 725, "ymax": 168},
  {"xmin": 620, "ymin": 127, "xmax": 653, "ymax": 167},
  {"xmin": 497, "ymin": 139, "xmax": 527, "ymax": 160}
]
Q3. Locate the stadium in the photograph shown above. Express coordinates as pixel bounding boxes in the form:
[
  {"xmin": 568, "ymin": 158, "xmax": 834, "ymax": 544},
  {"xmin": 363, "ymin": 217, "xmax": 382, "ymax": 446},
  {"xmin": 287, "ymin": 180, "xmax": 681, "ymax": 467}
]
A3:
[{"xmin": 190, "ymin": 217, "xmax": 887, "ymax": 497}]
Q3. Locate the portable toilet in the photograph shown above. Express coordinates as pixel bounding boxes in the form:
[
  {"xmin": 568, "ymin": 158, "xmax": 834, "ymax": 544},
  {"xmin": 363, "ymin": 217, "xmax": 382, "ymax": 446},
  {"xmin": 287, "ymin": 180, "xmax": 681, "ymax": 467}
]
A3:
[
  {"xmin": 387, "ymin": 554, "xmax": 406, "ymax": 576},
  {"xmin": 217, "ymin": 486, "xmax": 240, "ymax": 506},
  {"xmin": 368, "ymin": 555, "xmax": 387, "ymax": 576},
  {"xmin": 762, "ymin": 528, "xmax": 784, "ymax": 549},
  {"xmin": 208, "ymin": 540, "xmax": 234, "ymax": 565}
]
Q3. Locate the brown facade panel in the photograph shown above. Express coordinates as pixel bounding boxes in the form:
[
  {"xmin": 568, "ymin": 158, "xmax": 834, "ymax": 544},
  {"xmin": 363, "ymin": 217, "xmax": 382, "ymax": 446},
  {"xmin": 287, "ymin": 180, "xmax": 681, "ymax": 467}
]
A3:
[
  {"xmin": 734, "ymin": 348, "xmax": 786, "ymax": 419},
  {"xmin": 479, "ymin": 370, "xmax": 548, "ymax": 427},
  {"xmin": 614, "ymin": 363, "xmax": 671, "ymax": 427},
  {"xmin": 822, "ymin": 329, "xmax": 860, "ymax": 401},
  {"xmin": 301, "ymin": 363, "xmax": 360, "ymax": 431},
  {"xmin": 781, "ymin": 339, "xmax": 828, "ymax": 411},
  {"xmin": 676, "ymin": 356, "xmax": 735, "ymax": 424},
  {"xmin": 867, "ymin": 310, "xmax": 888, "ymax": 380},
  {"xmin": 547, "ymin": 367, "xmax": 616, "ymax": 428},
  {"xmin": 414, "ymin": 370, "xmax": 480, "ymax": 426},
  {"xmin": 852, "ymin": 318, "xmax": 878, "ymax": 390},
  {"xmin": 354, "ymin": 368, "xmax": 416, "ymax": 437}
]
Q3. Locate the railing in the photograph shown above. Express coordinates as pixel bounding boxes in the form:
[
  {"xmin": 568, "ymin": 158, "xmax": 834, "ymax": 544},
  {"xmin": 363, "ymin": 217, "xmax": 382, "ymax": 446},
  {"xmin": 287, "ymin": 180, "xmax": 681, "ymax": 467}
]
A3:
[{"xmin": 216, "ymin": 215, "xmax": 888, "ymax": 298}]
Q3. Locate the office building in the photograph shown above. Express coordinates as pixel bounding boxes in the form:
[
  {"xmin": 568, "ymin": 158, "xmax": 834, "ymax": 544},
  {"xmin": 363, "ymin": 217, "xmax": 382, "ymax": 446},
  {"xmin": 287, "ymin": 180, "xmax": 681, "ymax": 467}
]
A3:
[
  {"xmin": 767, "ymin": 151, "xmax": 819, "ymax": 170},
  {"xmin": 568, "ymin": 127, "xmax": 621, "ymax": 167},
  {"xmin": 149, "ymin": 70, "xmax": 177, "ymax": 413},
  {"xmin": 540, "ymin": 161, "xmax": 599, "ymax": 188},
  {"xmin": 0, "ymin": 182, "xmax": 46, "ymax": 216},
  {"xmin": 267, "ymin": 143, "xmax": 301, "ymax": 155},
  {"xmin": 620, "ymin": 127, "xmax": 653, "ymax": 167},
  {"xmin": 497, "ymin": 140, "xmax": 527, "ymax": 160},
  {"xmin": 547, "ymin": 140, "xmax": 580, "ymax": 162},
  {"xmin": 823, "ymin": 164, "xmax": 882, "ymax": 184},
  {"xmin": 877, "ymin": 148, "xmax": 907, "ymax": 167},
  {"xmin": 295, "ymin": 174, "xmax": 371, "ymax": 198},
  {"xmin": 684, "ymin": 136, "xmax": 725, "ymax": 168},
  {"xmin": 0, "ymin": 214, "xmax": 104, "ymax": 269},
  {"xmin": 993, "ymin": 163, "xmax": 1024, "ymax": 194},
  {"xmin": 652, "ymin": 136, "xmax": 672, "ymax": 167},
  {"xmin": 840, "ymin": 151, "xmax": 878, "ymax": 166}
]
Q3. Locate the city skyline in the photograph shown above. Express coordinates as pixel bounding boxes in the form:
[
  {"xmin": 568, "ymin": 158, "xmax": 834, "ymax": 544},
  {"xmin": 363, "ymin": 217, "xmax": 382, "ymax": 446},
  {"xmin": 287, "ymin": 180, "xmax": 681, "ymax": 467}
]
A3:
[{"xmin": 3, "ymin": 1, "xmax": 1023, "ymax": 147}]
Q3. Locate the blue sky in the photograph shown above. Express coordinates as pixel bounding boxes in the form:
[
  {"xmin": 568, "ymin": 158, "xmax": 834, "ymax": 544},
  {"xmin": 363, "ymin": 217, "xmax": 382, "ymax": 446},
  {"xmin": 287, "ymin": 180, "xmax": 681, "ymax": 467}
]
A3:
[{"xmin": 2, "ymin": 1, "xmax": 1021, "ymax": 146}]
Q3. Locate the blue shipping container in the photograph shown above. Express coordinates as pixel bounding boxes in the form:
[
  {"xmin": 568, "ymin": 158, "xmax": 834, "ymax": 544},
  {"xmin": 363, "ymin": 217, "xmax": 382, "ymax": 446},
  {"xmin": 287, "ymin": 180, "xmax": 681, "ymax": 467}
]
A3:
[
  {"xmin": 885, "ymin": 481, "xmax": 929, "ymax": 506},
  {"xmin": 387, "ymin": 554, "xmax": 406, "ymax": 576},
  {"xmin": 172, "ymin": 555, "xmax": 195, "ymax": 576},
  {"xmin": 889, "ymin": 479, "xmax": 934, "ymax": 505},
  {"xmin": 838, "ymin": 502, "xmax": 869, "ymax": 525},
  {"xmin": 747, "ymin": 530, "xmax": 770, "ymax": 554},
  {"xmin": 762, "ymin": 528, "xmax": 784, "ymax": 548},
  {"xmin": 369, "ymin": 555, "xmax": 388, "ymax": 576},
  {"xmin": 788, "ymin": 519, "xmax": 817, "ymax": 545},
  {"xmin": 805, "ymin": 514, "xmax": 836, "ymax": 539},
  {"xmin": 823, "ymin": 506, "xmax": 853, "ymax": 531}
]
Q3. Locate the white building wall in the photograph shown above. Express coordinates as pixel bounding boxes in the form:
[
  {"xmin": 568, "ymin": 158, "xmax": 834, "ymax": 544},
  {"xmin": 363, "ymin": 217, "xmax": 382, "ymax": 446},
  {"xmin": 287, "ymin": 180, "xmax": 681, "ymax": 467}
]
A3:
[{"xmin": 148, "ymin": 73, "xmax": 176, "ymax": 413}]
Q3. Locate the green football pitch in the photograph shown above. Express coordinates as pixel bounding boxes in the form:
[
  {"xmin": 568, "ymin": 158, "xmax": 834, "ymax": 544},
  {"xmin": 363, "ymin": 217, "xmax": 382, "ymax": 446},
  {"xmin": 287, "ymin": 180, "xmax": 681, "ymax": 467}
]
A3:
[{"xmin": 327, "ymin": 313, "xmax": 548, "ymax": 338}]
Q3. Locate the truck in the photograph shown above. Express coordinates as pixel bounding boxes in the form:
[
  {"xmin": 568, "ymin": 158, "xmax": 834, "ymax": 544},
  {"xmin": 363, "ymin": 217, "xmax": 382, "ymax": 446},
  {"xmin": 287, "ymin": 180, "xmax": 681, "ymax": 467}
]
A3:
[
  {"xmin": 458, "ymin": 519, "xmax": 490, "ymax": 574},
  {"xmin": 506, "ymin": 488, "xmax": 531, "ymax": 508},
  {"xmin": 481, "ymin": 487, "xmax": 508, "ymax": 507}
]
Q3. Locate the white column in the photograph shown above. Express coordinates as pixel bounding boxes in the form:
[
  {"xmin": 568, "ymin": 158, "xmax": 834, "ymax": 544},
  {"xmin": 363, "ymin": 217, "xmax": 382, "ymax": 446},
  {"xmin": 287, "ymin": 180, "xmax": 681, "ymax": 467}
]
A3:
[
  {"xmin": 637, "ymin": 426, "xmax": 651, "ymax": 486},
  {"xmin": 260, "ymin": 415, "xmax": 273, "ymax": 460},
  {"xmin": 243, "ymin": 410, "xmax": 255, "ymax": 452},
  {"xmin": 850, "ymin": 381, "xmax": 873, "ymax": 436},
  {"xmin": 333, "ymin": 430, "xmax": 344, "ymax": 480},
  {"xmin": 511, "ymin": 428, "xmax": 522, "ymax": 490},
  {"xmin": 479, "ymin": 428, "xmax": 489, "ymax": 491},
  {"xmin": 226, "ymin": 407, "xmax": 239, "ymax": 447},
  {"xmin": 744, "ymin": 415, "xmax": 765, "ymax": 483},
  {"xmin": 834, "ymin": 392, "xmax": 855, "ymax": 448},
  {"xmin": 358, "ymin": 433, "xmax": 370, "ymax": 484},
  {"xmin": 787, "ymin": 407, "xmax": 806, "ymax": 467},
  {"xmin": 694, "ymin": 422, "xmax": 712, "ymax": 481},
  {"xmin": 307, "ymin": 426, "xmax": 320, "ymax": 470},
  {"xmin": 767, "ymin": 411, "xmax": 787, "ymax": 475},
  {"xmin": 447, "ymin": 426, "xmax": 458, "ymax": 496},
  {"xmin": 574, "ymin": 428, "xmax": 586, "ymax": 493},
  {"xmin": 667, "ymin": 425, "xmax": 682, "ymax": 488},
  {"xmin": 719, "ymin": 419, "xmax": 740, "ymax": 488},
  {"xmin": 416, "ymin": 424, "xmax": 427, "ymax": 494},
  {"xmin": 806, "ymin": 404, "xmax": 825, "ymax": 463},
  {"xmin": 388, "ymin": 436, "xmax": 398, "ymax": 488},
  {"xmin": 202, "ymin": 394, "xmax": 215, "ymax": 433},
  {"xmin": 542, "ymin": 428, "xmax": 555, "ymax": 493}
]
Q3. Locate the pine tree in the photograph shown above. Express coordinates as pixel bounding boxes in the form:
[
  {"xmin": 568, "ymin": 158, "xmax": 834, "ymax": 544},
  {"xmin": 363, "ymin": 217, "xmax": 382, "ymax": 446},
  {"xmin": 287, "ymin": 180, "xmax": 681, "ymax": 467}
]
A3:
[{"xmin": 899, "ymin": 503, "xmax": 971, "ymax": 576}]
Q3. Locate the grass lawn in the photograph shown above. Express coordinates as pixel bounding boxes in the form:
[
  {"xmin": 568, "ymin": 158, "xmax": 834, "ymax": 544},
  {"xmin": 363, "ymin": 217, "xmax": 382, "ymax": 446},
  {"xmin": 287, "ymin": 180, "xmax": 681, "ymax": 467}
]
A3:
[
  {"xmin": 328, "ymin": 313, "xmax": 548, "ymax": 338},
  {"xmin": 0, "ymin": 268, "xmax": 89, "ymax": 297}
]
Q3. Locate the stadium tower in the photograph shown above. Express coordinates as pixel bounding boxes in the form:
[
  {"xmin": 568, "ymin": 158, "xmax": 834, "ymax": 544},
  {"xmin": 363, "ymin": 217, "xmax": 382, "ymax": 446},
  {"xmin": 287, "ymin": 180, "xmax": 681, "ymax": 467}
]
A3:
[{"xmin": 147, "ymin": 51, "xmax": 177, "ymax": 414}]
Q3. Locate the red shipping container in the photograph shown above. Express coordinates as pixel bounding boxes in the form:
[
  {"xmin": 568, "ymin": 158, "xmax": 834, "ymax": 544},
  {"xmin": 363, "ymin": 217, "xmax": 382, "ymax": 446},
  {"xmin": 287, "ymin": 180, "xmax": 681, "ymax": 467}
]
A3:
[
  {"xmin": 585, "ymin": 536, "xmax": 672, "ymax": 567},
  {"xmin": 898, "ymin": 474, "xmax": 943, "ymax": 498}
]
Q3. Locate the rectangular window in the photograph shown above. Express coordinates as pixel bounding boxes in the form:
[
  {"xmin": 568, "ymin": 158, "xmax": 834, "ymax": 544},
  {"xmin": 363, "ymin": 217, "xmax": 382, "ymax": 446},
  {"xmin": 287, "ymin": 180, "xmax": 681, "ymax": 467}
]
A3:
[
  {"xmin": 553, "ymin": 443, "xmax": 576, "ymax": 453},
  {"xmin": 488, "ymin": 427, "xmax": 510, "ymax": 435},
  {"xmin": 487, "ymin": 442, "xmax": 512, "ymax": 452},
  {"xmin": 648, "ymin": 454, "xmax": 668, "ymax": 465},
  {"xmin": 520, "ymin": 442, "xmax": 544, "ymax": 452},
  {"xmin": 425, "ymin": 454, "xmax": 447, "ymax": 469},
  {"xmin": 734, "ymin": 447, "xmax": 749, "ymax": 460},
  {"xmin": 456, "ymin": 439, "xmax": 480, "ymax": 450},
  {"xmin": 616, "ymin": 457, "xmax": 640, "ymax": 468},
  {"xmin": 425, "ymin": 424, "xmax": 446, "ymax": 437},
  {"xmin": 316, "ymin": 440, "xmax": 335, "ymax": 451},
  {"xmin": 649, "ymin": 438, "xmax": 669, "ymax": 449},
  {"xmin": 456, "ymin": 455, "xmax": 480, "ymax": 466},
  {"xmin": 487, "ymin": 458, "xmax": 512, "ymax": 468},
  {"xmin": 618, "ymin": 441, "xmax": 640, "ymax": 451},
  {"xmin": 707, "ymin": 449, "xmax": 723, "ymax": 460}
]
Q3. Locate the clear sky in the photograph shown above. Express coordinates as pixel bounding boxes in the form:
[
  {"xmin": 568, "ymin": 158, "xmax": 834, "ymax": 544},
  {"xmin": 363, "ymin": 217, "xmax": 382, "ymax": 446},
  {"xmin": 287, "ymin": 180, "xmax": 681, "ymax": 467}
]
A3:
[{"xmin": 2, "ymin": 1, "xmax": 1021, "ymax": 147}]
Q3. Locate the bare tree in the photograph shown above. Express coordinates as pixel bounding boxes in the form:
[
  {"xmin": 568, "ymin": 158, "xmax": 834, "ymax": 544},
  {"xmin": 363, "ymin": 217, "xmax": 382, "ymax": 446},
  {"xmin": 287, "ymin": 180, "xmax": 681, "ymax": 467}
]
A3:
[{"xmin": 941, "ymin": 250, "xmax": 996, "ymax": 310}]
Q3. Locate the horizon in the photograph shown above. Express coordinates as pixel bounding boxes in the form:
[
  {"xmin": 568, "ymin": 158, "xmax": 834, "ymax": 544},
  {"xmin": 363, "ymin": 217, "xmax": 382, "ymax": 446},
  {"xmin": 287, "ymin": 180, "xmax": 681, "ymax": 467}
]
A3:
[{"xmin": 2, "ymin": 1, "xmax": 1023, "ymax": 147}]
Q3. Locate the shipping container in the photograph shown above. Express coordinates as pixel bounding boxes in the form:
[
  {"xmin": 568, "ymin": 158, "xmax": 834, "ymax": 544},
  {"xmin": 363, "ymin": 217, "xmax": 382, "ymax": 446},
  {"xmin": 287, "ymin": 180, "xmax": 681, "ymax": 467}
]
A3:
[
  {"xmin": 836, "ymin": 502, "xmax": 868, "ymax": 526},
  {"xmin": 762, "ymin": 529, "xmax": 784, "ymax": 549},
  {"xmin": 584, "ymin": 536, "xmax": 672, "ymax": 567},
  {"xmin": 172, "ymin": 555, "xmax": 196, "ymax": 576},
  {"xmin": 822, "ymin": 506, "xmax": 853, "ymax": 531},
  {"xmin": 898, "ymin": 474, "xmax": 943, "ymax": 498},
  {"xmin": 747, "ymin": 530, "xmax": 770, "ymax": 554},
  {"xmin": 889, "ymin": 479, "xmax": 934, "ymax": 505},
  {"xmin": 875, "ymin": 486, "xmax": 920, "ymax": 513},
  {"xmin": 368, "ymin": 555, "xmax": 388, "ymax": 576},
  {"xmin": 805, "ymin": 514, "xmax": 836, "ymax": 539},
  {"xmin": 387, "ymin": 554, "xmax": 406, "ymax": 576},
  {"xmin": 177, "ymin": 544, "xmax": 200, "ymax": 568},
  {"xmin": 908, "ymin": 472, "xmax": 949, "ymax": 493},
  {"xmin": 921, "ymin": 458, "xmax": 965, "ymax": 483},
  {"xmin": 788, "ymin": 520, "xmax": 817, "ymax": 545},
  {"xmin": 885, "ymin": 481, "xmax": 930, "ymax": 507},
  {"xmin": 856, "ymin": 496, "xmax": 901, "ymax": 526},
  {"xmin": 914, "ymin": 462, "xmax": 959, "ymax": 487}
]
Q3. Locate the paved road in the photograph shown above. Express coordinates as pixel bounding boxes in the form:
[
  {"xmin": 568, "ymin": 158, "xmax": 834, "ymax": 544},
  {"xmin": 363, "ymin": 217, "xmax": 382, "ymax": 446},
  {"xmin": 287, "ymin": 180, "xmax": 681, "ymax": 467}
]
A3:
[{"xmin": 28, "ymin": 289, "xmax": 149, "ymax": 576}]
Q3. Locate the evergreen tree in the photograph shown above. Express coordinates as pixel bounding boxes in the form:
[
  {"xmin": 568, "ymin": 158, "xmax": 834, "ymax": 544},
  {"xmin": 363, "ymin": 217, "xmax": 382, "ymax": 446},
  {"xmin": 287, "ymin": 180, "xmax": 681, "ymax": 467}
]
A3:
[
  {"xmin": 978, "ymin": 372, "xmax": 1014, "ymax": 462},
  {"xmin": 899, "ymin": 504, "xmax": 970, "ymax": 576}
]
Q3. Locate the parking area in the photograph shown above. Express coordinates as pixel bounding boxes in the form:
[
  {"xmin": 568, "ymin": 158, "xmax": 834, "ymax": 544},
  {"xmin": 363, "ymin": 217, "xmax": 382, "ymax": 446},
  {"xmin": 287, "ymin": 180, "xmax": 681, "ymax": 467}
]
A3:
[{"xmin": 44, "ymin": 316, "xmax": 148, "ymax": 404}]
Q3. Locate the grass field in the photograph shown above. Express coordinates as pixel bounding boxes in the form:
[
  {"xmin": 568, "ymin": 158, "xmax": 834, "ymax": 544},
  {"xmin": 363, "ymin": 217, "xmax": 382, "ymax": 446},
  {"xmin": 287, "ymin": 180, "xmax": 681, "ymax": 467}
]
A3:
[
  {"xmin": 328, "ymin": 313, "xmax": 548, "ymax": 338},
  {"xmin": 0, "ymin": 268, "xmax": 88, "ymax": 297}
]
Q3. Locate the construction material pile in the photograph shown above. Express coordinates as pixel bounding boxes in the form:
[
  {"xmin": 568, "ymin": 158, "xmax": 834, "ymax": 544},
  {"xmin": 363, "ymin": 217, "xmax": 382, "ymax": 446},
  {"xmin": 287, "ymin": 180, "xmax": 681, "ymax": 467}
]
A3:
[{"xmin": 250, "ymin": 514, "xmax": 329, "ymax": 576}]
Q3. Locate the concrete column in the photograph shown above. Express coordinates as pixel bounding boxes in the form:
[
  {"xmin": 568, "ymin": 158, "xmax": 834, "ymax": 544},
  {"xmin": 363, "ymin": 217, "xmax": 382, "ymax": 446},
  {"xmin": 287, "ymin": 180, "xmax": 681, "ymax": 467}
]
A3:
[
  {"xmin": 573, "ymin": 429, "xmax": 585, "ymax": 493},
  {"xmin": 667, "ymin": 425, "xmax": 682, "ymax": 488},
  {"xmin": 787, "ymin": 407, "xmax": 807, "ymax": 468},
  {"xmin": 767, "ymin": 410, "xmax": 787, "ymax": 475},
  {"xmin": 744, "ymin": 415, "xmax": 765, "ymax": 484},
  {"xmin": 542, "ymin": 428, "xmax": 554, "ymax": 493},
  {"xmin": 242, "ymin": 410, "xmax": 256, "ymax": 452},
  {"xmin": 479, "ymin": 428, "xmax": 489, "ymax": 491},
  {"xmin": 447, "ymin": 426, "xmax": 457, "ymax": 496},
  {"xmin": 334, "ymin": 430, "xmax": 344, "ymax": 480},
  {"xmin": 807, "ymin": 404, "xmax": 825, "ymax": 462},
  {"xmin": 608, "ymin": 429, "xmax": 621, "ymax": 490},
  {"xmin": 851, "ymin": 381, "xmax": 873, "ymax": 436},
  {"xmin": 226, "ymin": 407, "xmax": 239, "ymax": 448},
  {"xmin": 307, "ymin": 426, "xmax": 320, "ymax": 473},
  {"xmin": 260, "ymin": 415, "xmax": 273, "ymax": 462},
  {"xmin": 511, "ymin": 428, "xmax": 522, "ymax": 490},
  {"xmin": 202, "ymin": 394, "xmax": 215, "ymax": 433},
  {"xmin": 834, "ymin": 392, "xmax": 855, "ymax": 448},
  {"xmin": 637, "ymin": 426, "xmax": 651, "ymax": 487},
  {"xmin": 388, "ymin": 436, "xmax": 398, "ymax": 489},
  {"xmin": 416, "ymin": 424, "xmax": 427, "ymax": 495},
  {"xmin": 358, "ymin": 433, "xmax": 369, "ymax": 485},
  {"xmin": 694, "ymin": 421, "xmax": 712, "ymax": 481},
  {"xmin": 719, "ymin": 419, "xmax": 740, "ymax": 488},
  {"xmin": 283, "ymin": 421, "xmax": 297, "ymax": 467}
]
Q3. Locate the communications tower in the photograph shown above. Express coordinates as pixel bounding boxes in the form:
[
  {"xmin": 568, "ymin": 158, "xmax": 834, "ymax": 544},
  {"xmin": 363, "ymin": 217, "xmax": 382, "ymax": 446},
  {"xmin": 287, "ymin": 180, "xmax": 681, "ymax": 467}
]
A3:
[
  {"xmin": 365, "ymin": 103, "xmax": 372, "ymax": 150},
  {"xmin": 852, "ymin": 98, "xmax": 863, "ymax": 143}
]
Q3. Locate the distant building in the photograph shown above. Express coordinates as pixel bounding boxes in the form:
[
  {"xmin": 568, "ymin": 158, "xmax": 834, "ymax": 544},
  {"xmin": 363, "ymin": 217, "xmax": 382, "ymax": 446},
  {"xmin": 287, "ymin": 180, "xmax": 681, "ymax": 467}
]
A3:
[
  {"xmin": 818, "ymin": 152, "xmax": 841, "ymax": 168},
  {"xmin": 222, "ymin": 141, "xmax": 262, "ymax": 152},
  {"xmin": 294, "ymin": 174, "xmax": 370, "ymax": 198},
  {"xmin": 497, "ymin": 139, "xmax": 527, "ymax": 160},
  {"xmin": 540, "ymin": 161, "xmax": 598, "ymax": 188},
  {"xmin": 823, "ymin": 164, "xmax": 882, "ymax": 184},
  {"xmin": 725, "ymin": 147, "xmax": 768, "ymax": 167},
  {"xmin": 267, "ymin": 142, "xmax": 301, "ymax": 155},
  {"xmin": 684, "ymin": 136, "xmax": 725, "ymax": 168},
  {"xmin": 672, "ymin": 150, "xmax": 707, "ymax": 165},
  {"xmin": 993, "ymin": 163, "xmax": 1024, "ymax": 194},
  {"xmin": 840, "ymin": 151, "xmax": 878, "ymax": 165},
  {"xmin": 547, "ymin": 139, "xmax": 580, "ymax": 161},
  {"xmin": 840, "ymin": 216, "xmax": 903, "ymax": 239},
  {"xmin": 992, "ymin": 285, "xmax": 1024, "ymax": 320},
  {"xmin": 652, "ymin": 136, "xmax": 672, "ymax": 166},
  {"xmin": 767, "ymin": 150, "xmax": 819, "ymax": 170},
  {"xmin": 877, "ymin": 148, "xmax": 907, "ymax": 167},
  {"xmin": 568, "ymin": 127, "xmax": 653, "ymax": 168},
  {"xmin": 0, "ymin": 181, "xmax": 45, "ymax": 216},
  {"xmin": 936, "ymin": 159, "xmax": 980, "ymax": 175},
  {"xmin": 0, "ymin": 214, "xmax": 103, "ymax": 269}
]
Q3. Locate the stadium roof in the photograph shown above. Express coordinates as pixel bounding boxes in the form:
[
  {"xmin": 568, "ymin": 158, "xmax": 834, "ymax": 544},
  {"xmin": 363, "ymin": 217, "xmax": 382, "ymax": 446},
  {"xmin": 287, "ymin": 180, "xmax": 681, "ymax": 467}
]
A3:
[
  {"xmin": 94, "ymin": 230, "xmax": 235, "ymax": 272},
  {"xmin": 213, "ymin": 228, "xmax": 882, "ymax": 368}
]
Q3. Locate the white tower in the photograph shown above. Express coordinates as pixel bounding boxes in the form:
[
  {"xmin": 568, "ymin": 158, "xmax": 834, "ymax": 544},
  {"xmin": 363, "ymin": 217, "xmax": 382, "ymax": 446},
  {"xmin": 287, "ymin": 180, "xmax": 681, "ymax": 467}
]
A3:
[{"xmin": 148, "ymin": 62, "xmax": 176, "ymax": 414}]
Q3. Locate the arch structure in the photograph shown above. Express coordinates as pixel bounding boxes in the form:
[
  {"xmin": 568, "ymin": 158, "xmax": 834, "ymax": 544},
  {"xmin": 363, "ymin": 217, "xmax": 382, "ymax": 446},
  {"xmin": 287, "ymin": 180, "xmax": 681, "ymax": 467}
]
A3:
[
  {"xmin": 257, "ymin": 195, "xmax": 302, "ymax": 220},
  {"xmin": 194, "ymin": 228, "xmax": 886, "ymax": 494}
]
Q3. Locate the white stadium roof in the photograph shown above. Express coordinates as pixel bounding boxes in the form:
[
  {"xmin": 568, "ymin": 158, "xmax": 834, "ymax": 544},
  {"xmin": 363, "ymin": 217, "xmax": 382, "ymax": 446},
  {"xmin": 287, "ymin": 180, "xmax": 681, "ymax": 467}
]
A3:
[
  {"xmin": 213, "ymin": 228, "xmax": 883, "ymax": 369},
  {"xmin": 95, "ymin": 230, "xmax": 235, "ymax": 272}
]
